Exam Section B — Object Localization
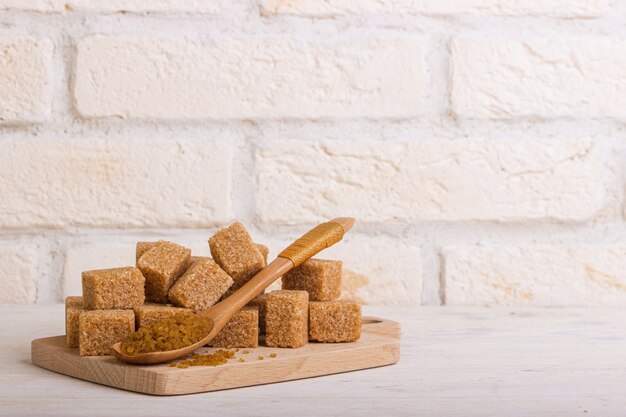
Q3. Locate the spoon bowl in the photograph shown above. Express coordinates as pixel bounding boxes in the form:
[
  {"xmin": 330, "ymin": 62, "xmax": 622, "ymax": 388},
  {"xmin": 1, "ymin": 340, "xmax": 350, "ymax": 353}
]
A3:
[{"xmin": 110, "ymin": 317, "xmax": 225, "ymax": 365}]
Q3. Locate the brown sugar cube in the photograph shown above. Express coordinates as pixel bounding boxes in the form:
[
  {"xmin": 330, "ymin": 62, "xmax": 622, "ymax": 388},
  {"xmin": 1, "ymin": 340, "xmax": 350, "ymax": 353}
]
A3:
[
  {"xmin": 79, "ymin": 310, "xmax": 135, "ymax": 356},
  {"xmin": 65, "ymin": 295, "xmax": 83, "ymax": 309},
  {"xmin": 209, "ymin": 222, "xmax": 264, "ymax": 296},
  {"xmin": 209, "ymin": 306, "xmax": 259, "ymax": 348},
  {"xmin": 82, "ymin": 267, "xmax": 145, "ymax": 310},
  {"xmin": 138, "ymin": 241, "xmax": 206, "ymax": 269},
  {"xmin": 282, "ymin": 259, "xmax": 342, "ymax": 301},
  {"xmin": 136, "ymin": 241, "xmax": 158, "ymax": 264},
  {"xmin": 309, "ymin": 300, "xmax": 362, "ymax": 343},
  {"xmin": 264, "ymin": 290, "xmax": 308, "ymax": 348},
  {"xmin": 133, "ymin": 303, "xmax": 191, "ymax": 329},
  {"xmin": 66, "ymin": 308, "xmax": 83, "ymax": 348},
  {"xmin": 187, "ymin": 255, "xmax": 208, "ymax": 268},
  {"xmin": 222, "ymin": 243, "xmax": 270, "ymax": 300},
  {"xmin": 137, "ymin": 241, "xmax": 191, "ymax": 303},
  {"xmin": 65, "ymin": 296, "xmax": 84, "ymax": 348},
  {"xmin": 256, "ymin": 243, "xmax": 269, "ymax": 264},
  {"xmin": 168, "ymin": 258, "xmax": 233, "ymax": 312},
  {"xmin": 247, "ymin": 293, "xmax": 268, "ymax": 334}
]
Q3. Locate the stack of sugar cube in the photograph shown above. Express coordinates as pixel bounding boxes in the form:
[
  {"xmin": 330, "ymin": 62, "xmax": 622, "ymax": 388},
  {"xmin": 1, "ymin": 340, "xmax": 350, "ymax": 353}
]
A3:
[
  {"xmin": 252, "ymin": 258, "xmax": 361, "ymax": 349},
  {"xmin": 65, "ymin": 221, "xmax": 361, "ymax": 357}
]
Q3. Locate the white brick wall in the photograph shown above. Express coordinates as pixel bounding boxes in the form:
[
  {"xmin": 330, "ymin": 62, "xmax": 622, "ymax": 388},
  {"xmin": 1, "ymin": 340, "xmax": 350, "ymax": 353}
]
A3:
[
  {"xmin": 256, "ymin": 139, "xmax": 610, "ymax": 223},
  {"xmin": 0, "ymin": 1, "xmax": 63, "ymax": 12},
  {"xmin": 0, "ymin": 0, "xmax": 221, "ymax": 12},
  {"xmin": 452, "ymin": 36, "xmax": 626, "ymax": 119},
  {"xmin": 0, "ymin": 138, "xmax": 232, "ymax": 227},
  {"xmin": 67, "ymin": 0, "xmax": 220, "ymax": 13},
  {"xmin": 74, "ymin": 35, "xmax": 425, "ymax": 119},
  {"xmin": 260, "ymin": 0, "xmax": 606, "ymax": 17},
  {"xmin": 0, "ymin": 245, "xmax": 37, "ymax": 303},
  {"xmin": 0, "ymin": 36, "xmax": 53, "ymax": 123},
  {"xmin": 443, "ymin": 246, "xmax": 626, "ymax": 306},
  {"xmin": 2, "ymin": 0, "xmax": 626, "ymax": 306}
]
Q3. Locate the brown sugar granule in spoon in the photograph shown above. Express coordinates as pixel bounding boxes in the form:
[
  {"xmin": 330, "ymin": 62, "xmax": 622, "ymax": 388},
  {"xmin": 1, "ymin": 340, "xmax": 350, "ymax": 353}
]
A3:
[{"xmin": 120, "ymin": 311, "xmax": 213, "ymax": 356}]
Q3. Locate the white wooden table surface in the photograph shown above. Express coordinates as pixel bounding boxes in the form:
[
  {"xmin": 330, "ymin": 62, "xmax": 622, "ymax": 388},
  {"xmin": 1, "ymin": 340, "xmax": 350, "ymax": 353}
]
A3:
[{"xmin": 1, "ymin": 304, "xmax": 625, "ymax": 416}]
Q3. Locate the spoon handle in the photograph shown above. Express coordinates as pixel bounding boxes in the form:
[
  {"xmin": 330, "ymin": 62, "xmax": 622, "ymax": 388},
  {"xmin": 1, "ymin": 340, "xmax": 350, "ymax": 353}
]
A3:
[
  {"xmin": 204, "ymin": 217, "xmax": 354, "ymax": 319},
  {"xmin": 278, "ymin": 219, "xmax": 347, "ymax": 267}
]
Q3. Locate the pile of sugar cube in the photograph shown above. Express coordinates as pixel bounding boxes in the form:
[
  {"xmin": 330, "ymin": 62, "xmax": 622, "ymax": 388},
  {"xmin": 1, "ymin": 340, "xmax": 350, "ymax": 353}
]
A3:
[{"xmin": 65, "ymin": 222, "xmax": 362, "ymax": 357}]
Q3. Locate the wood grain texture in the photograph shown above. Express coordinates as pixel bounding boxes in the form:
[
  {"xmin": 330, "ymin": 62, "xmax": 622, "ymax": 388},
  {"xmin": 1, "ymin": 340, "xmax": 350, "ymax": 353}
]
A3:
[{"xmin": 31, "ymin": 317, "xmax": 400, "ymax": 395}]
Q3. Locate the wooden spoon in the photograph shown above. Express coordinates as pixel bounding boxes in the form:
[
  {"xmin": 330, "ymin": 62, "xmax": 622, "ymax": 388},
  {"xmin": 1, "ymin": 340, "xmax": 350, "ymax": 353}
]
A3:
[{"xmin": 112, "ymin": 217, "xmax": 355, "ymax": 365}]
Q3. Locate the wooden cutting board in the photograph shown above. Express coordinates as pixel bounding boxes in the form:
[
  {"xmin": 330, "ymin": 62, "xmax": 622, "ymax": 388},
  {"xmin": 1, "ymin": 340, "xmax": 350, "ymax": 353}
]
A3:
[{"xmin": 31, "ymin": 316, "xmax": 400, "ymax": 396}]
